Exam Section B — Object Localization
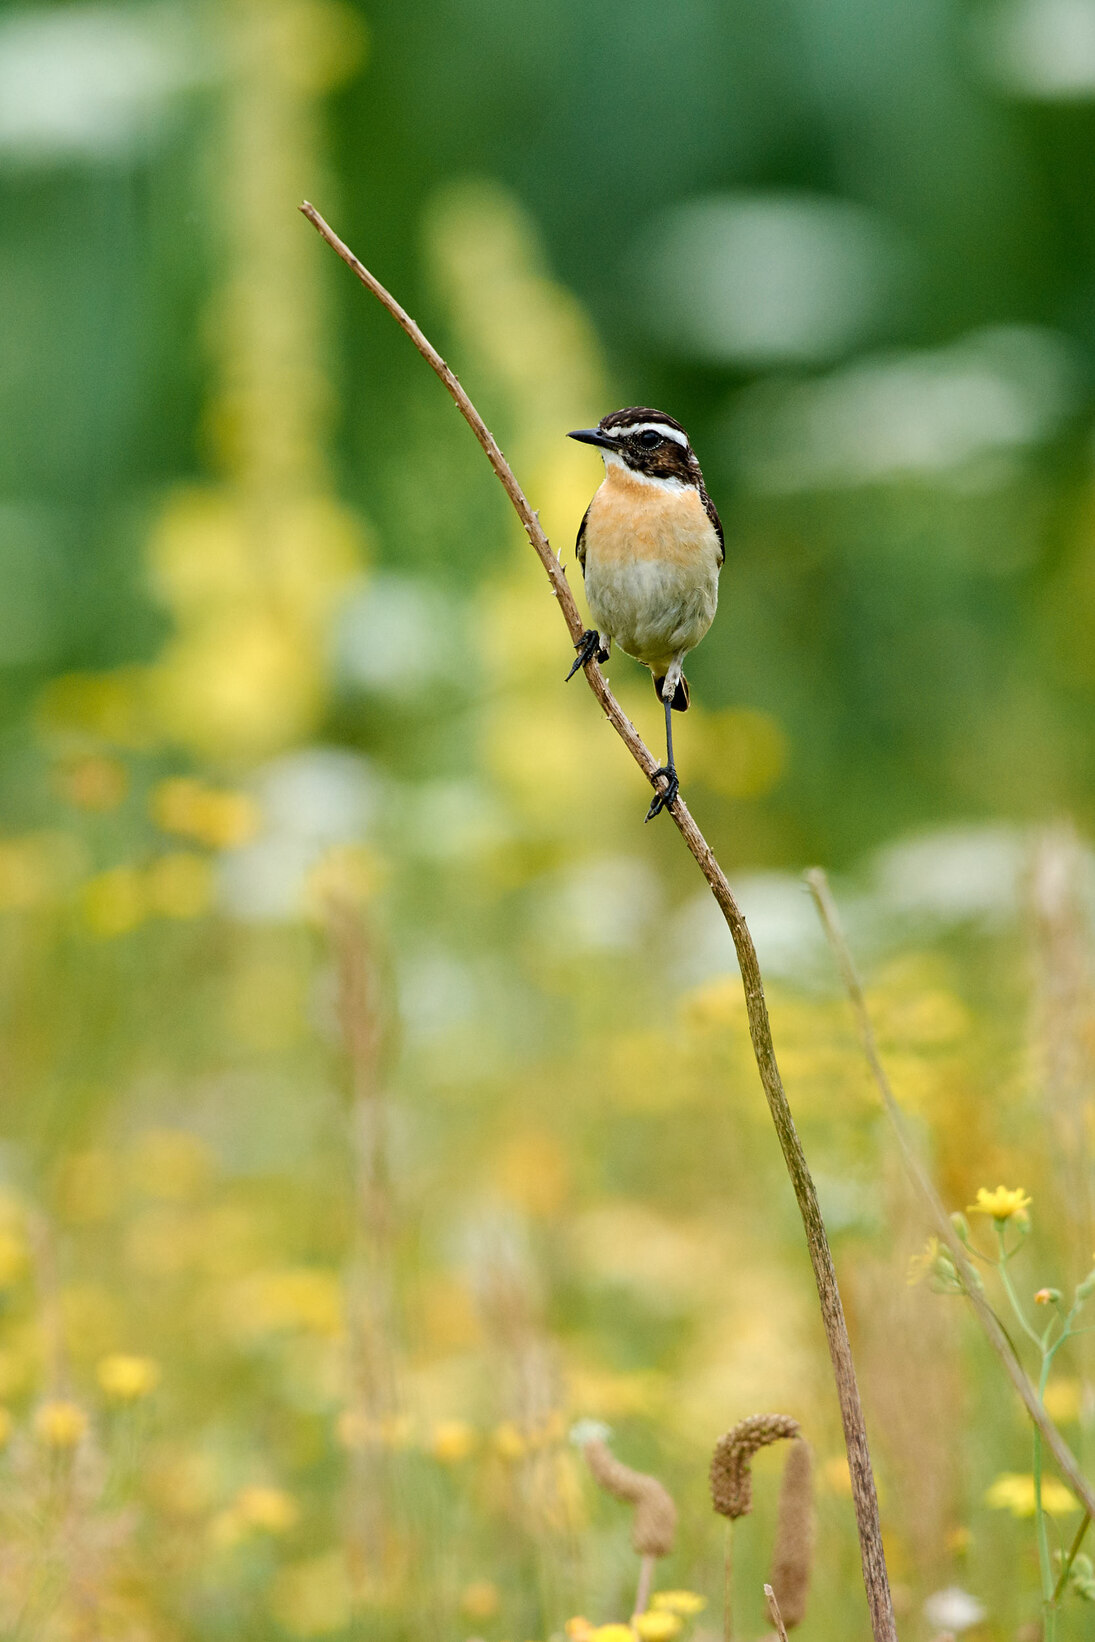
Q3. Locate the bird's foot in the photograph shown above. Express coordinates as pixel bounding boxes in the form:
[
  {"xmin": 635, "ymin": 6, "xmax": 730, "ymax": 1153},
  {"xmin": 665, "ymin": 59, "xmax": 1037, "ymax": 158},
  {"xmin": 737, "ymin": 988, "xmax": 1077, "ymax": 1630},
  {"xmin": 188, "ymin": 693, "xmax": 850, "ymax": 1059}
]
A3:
[
  {"xmin": 565, "ymin": 629, "xmax": 609, "ymax": 681},
  {"xmin": 645, "ymin": 766, "xmax": 680, "ymax": 821}
]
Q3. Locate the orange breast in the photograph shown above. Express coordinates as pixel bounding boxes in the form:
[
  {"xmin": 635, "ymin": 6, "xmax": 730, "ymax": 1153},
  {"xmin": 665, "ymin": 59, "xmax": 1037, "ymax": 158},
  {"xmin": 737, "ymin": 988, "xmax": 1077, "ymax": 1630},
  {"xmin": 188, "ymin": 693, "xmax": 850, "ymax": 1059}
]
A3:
[{"xmin": 583, "ymin": 469, "xmax": 716, "ymax": 567}]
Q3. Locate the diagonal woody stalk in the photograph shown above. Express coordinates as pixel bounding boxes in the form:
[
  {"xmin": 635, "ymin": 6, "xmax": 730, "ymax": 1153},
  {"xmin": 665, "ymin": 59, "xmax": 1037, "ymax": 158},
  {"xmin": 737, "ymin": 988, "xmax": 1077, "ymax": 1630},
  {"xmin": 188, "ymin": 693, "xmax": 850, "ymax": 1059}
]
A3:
[{"xmin": 300, "ymin": 200, "xmax": 897, "ymax": 1642}]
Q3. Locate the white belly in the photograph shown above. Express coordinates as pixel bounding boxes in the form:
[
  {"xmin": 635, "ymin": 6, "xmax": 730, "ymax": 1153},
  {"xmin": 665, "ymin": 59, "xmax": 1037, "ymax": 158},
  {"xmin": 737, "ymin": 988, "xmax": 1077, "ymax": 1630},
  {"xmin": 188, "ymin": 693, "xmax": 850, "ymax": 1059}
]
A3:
[{"xmin": 585, "ymin": 554, "xmax": 719, "ymax": 675}]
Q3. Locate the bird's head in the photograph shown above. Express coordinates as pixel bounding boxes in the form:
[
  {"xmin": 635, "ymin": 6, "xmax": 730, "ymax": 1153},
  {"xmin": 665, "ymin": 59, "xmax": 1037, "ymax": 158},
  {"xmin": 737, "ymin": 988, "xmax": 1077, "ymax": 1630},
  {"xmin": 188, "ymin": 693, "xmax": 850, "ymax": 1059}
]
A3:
[{"xmin": 567, "ymin": 407, "xmax": 701, "ymax": 487}]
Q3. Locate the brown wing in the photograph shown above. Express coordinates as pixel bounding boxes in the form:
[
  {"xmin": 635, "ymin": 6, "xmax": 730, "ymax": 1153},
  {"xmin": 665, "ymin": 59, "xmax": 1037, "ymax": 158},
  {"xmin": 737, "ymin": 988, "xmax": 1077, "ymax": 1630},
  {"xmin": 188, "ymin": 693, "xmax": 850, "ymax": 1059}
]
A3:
[
  {"xmin": 575, "ymin": 500, "xmax": 592, "ymax": 574},
  {"xmin": 702, "ymin": 488, "xmax": 724, "ymax": 568}
]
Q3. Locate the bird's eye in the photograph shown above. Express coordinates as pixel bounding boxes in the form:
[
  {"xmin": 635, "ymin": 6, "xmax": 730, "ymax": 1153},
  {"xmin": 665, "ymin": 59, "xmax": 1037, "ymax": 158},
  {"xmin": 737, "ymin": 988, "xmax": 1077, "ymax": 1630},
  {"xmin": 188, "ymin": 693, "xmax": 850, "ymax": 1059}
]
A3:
[{"xmin": 638, "ymin": 430, "xmax": 662, "ymax": 448}]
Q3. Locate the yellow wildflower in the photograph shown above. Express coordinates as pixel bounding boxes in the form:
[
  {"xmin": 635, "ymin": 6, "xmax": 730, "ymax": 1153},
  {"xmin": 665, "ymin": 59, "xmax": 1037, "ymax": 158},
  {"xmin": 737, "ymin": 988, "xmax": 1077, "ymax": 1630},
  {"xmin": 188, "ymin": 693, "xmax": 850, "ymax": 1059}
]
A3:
[
  {"xmin": 431, "ymin": 1418, "xmax": 477, "ymax": 1463},
  {"xmin": 565, "ymin": 1621, "xmax": 595, "ymax": 1641},
  {"xmin": 591, "ymin": 1628, "xmax": 636, "ymax": 1642},
  {"xmin": 460, "ymin": 1581, "xmax": 501, "ymax": 1619},
  {"xmin": 967, "ymin": 1186, "xmax": 1031, "ymax": 1222},
  {"xmin": 97, "ymin": 1353, "xmax": 161, "ymax": 1402},
  {"xmin": 985, "ymin": 1472, "xmax": 1078, "ymax": 1517},
  {"xmin": 34, "ymin": 1399, "xmax": 88, "ymax": 1449},
  {"xmin": 234, "ymin": 1485, "xmax": 299, "ymax": 1533},
  {"xmin": 151, "ymin": 777, "xmax": 260, "ymax": 850},
  {"xmin": 634, "ymin": 1613, "xmax": 682, "ymax": 1640},
  {"xmin": 651, "ymin": 1593, "xmax": 707, "ymax": 1616}
]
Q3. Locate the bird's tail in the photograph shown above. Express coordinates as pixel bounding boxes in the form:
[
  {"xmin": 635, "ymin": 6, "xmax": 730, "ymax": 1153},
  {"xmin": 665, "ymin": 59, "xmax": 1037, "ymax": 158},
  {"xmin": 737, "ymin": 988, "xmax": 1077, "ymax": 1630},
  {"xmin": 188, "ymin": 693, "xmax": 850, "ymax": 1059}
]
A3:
[{"xmin": 653, "ymin": 673, "xmax": 689, "ymax": 712}]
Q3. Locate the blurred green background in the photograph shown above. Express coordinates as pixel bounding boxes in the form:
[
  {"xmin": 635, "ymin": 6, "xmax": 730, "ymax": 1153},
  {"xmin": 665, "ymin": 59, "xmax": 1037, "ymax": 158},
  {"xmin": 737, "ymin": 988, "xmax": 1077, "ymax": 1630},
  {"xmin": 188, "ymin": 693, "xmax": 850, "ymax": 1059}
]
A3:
[{"xmin": 2, "ymin": 1, "xmax": 1095, "ymax": 1639}]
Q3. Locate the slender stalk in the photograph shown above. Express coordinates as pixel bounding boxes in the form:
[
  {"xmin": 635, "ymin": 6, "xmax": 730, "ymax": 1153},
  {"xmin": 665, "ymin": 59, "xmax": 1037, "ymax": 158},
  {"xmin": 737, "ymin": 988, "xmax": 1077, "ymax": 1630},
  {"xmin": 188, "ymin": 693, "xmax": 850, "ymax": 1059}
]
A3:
[
  {"xmin": 764, "ymin": 1584, "xmax": 791, "ymax": 1642},
  {"xmin": 635, "ymin": 1554, "xmax": 655, "ymax": 1619},
  {"xmin": 806, "ymin": 867, "xmax": 1095, "ymax": 1524},
  {"xmin": 301, "ymin": 202, "xmax": 896, "ymax": 1642},
  {"xmin": 724, "ymin": 1520, "xmax": 733, "ymax": 1642},
  {"xmin": 1052, "ymin": 1510, "xmax": 1091, "ymax": 1602}
]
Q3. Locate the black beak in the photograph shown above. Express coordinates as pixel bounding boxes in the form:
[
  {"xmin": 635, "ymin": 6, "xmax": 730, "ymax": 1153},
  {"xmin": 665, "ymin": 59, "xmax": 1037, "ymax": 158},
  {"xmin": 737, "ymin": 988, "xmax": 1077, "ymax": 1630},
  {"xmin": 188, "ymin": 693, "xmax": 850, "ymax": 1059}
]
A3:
[{"xmin": 567, "ymin": 427, "xmax": 616, "ymax": 451}]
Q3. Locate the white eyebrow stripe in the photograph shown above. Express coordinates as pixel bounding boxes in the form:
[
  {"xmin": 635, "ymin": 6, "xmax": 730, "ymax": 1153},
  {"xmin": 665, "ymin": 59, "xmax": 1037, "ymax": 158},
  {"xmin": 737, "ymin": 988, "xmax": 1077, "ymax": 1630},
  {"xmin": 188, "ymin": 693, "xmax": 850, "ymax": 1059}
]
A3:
[{"xmin": 601, "ymin": 421, "xmax": 689, "ymax": 448}]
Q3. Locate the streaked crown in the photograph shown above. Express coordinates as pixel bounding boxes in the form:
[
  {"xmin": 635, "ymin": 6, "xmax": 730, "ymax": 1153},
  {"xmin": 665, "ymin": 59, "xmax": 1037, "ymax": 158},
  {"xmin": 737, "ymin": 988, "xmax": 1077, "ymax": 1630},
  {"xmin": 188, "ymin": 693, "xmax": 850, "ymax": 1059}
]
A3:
[{"xmin": 567, "ymin": 406, "xmax": 703, "ymax": 486}]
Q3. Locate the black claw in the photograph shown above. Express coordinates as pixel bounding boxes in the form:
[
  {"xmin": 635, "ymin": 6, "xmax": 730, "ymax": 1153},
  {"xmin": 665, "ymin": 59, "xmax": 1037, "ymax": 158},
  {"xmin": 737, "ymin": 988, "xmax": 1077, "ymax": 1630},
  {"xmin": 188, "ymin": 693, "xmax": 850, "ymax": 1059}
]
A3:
[
  {"xmin": 645, "ymin": 766, "xmax": 680, "ymax": 821},
  {"xmin": 565, "ymin": 629, "xmax": 608, "ymax": 681}
]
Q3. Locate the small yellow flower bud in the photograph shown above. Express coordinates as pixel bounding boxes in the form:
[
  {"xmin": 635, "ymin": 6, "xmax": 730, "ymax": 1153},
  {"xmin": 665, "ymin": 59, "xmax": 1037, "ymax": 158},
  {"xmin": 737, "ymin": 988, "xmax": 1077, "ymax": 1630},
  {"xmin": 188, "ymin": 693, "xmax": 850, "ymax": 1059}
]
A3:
[
  {"xmin": 634, "ymin": 1613, "xmax": 682, "ymax": 1640},
  {"xmin": 34, "ymin": 1399, "xmax": 88, "ymax": 1449},
  {"xmin": 1034, "ymin": 1288, "xmax": 1061, "ymax": 1307},
  {"xmin": 97, "ymin": 1353, "xmax": 161, "ymax": 1402},
  {"xmin": 233, "ymin": 1485, "xmax": 299, "ymax": 1533},
  {"xmin": 651, "ymin": 1592, "xmax": 707, "ymax": 1615},
  {"xmin": 431, "ymin": 1419, "xmax": 477, "ymax": 1463}
]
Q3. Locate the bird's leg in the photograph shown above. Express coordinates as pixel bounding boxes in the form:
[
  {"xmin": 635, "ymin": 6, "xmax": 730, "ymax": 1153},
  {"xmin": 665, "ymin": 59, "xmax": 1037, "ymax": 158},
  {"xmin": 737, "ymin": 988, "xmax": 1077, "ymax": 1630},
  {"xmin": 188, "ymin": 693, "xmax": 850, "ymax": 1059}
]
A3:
[
  {"xmin": 565, "ymin": 629, "xmax": 610, "ymax": 681},
  {"xmin": 645, "ymin": 687, "xmax": 680, "ymax": 821}
]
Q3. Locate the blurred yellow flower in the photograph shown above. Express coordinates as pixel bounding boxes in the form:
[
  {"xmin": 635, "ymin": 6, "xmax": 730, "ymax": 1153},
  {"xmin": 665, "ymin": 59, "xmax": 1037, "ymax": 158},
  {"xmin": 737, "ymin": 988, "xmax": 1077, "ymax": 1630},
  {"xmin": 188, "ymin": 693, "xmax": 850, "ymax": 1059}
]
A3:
[
  {"xmin": 97, "ymin": 1353, "xmax": 161, "ymax": 1403},
  {"xmin": 235, "ymin": 1485, "xmax": 300, "ymax": 1533},
  {"xmin": 228, "ymin": 1267, "xmax": 343, "ymax": 1339},
  {"xmin": 968, "ymin": 1186, "xmax": 1031, "ymax": 1222},
  {"xmin": 461, "ymin": 1581, "xmax": 501, "ymax": 1619},
  {"xmin": 591, "ymin": 1627, "xmax": 636, "ymax": 1642},
  {"xmin": 0, "ymin": 1230, "xmax": 28, "ymax": 1289},
  {"xmin": 269, "ymin": 1550, "xmax": 352, "ymax": 1637},
  {"xmin": 0, "ymin": 1408, "xmax": 12, "ymax": 1449},
  {"xmin": 565, "ymin": 1620, "xmax": 595, "ymax": 1641},
  {"xmin": 431, "ymin": 1418, "xmax": 477, "ymax": 1463},
  {"xmin": 82, "ymin": 866, "xmax": 145, "ymax": 937},
  {"xmin": 34, "ymin": 1399, "xmax": 88, "ymax": 1449},
  {"xmin": 650, "ymin": 1593, "xmax": 706, "ymax": 1616},
  {"xmin": 985, "ymin": 1472, "xmax": 1078, "ymax": 1517},
  {"xmin": 151, "ymin": 777, "xmax": 260, "ymax": 850},
  {"xmin": 145, "ymin": 852, "xmax": 214, "ymax": 919},
  {"xmin": 634, "ymin": 1613, "xmax": 682, "ymax": 1641}
]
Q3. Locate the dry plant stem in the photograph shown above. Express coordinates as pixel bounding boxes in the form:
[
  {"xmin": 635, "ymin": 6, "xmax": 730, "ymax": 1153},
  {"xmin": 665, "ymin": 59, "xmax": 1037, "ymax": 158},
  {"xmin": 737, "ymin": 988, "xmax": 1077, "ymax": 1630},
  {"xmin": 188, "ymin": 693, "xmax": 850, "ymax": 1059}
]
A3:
[
  {"xmin": 301, "ymin": 200, "xmax": 896, "ymax": 1642},
  {"xmin": 635, "ymin": 1554, "xmax": 655, "ymax": 1619},
  {"xmin": 765, "ymin": 1585, "xmax": 790, "ymax": 1642},
  {"xmin": 724, "ymin": 1521, "xmax": 734, "ymax": 1642},
  {"xmin": 806, "ymin": 868, "xmax": 1095, "ymax": 1520}
]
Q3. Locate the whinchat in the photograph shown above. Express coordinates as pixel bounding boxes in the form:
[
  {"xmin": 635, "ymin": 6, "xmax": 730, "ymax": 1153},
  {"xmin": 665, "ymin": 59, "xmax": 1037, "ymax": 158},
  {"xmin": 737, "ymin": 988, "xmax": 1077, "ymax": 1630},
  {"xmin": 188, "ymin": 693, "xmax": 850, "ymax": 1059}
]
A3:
[{"xmin": 566, "ymin": 407, "xmax": 724, "ymax": 819}]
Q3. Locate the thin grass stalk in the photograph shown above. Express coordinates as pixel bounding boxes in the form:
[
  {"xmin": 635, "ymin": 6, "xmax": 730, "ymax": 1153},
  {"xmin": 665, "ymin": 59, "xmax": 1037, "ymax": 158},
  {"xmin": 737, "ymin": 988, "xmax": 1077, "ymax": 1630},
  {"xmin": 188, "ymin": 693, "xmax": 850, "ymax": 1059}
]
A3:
[
  {"xmin": 805, "ymin": 867, "xmax": 1095, "ymax": 1520},
  {"xmin": 765, "ymin": 1584, "xmax": 790, "ymax": 1642},
  {"xmin": 301, "ymin": 199, "xmax": 897, "ymax": 1642}
]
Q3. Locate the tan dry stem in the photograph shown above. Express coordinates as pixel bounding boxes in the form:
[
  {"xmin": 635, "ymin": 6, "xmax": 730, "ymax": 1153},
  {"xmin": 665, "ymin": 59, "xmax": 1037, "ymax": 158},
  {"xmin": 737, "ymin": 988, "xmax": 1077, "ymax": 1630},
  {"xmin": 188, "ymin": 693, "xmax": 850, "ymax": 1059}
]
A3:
[
  {"xmin": 770, "ymin": 1438, "xmax": 813, "ymax": 1628},
  {"xmin": 711, "ymin": 1415, "xmax": 801, "ymax": 1520},
  {"xmin": 302, "ymin": 202, "xmax": 897, "ymax": 1642},
  {"xmin": 765, "ymin": 1584, "xmax": 791, "ymax": 1642},
  {"xmin": 582, "ymin": 1437, "xmax": 677, "ymax": 1557}
]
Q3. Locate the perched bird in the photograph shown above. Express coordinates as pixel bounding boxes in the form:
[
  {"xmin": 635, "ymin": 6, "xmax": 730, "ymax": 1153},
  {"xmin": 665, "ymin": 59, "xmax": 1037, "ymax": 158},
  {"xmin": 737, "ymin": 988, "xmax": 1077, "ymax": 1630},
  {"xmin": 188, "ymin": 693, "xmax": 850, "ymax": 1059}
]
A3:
[{"xmin": 566, "ymin": 407, "xmax": 723, "ymax": 819}]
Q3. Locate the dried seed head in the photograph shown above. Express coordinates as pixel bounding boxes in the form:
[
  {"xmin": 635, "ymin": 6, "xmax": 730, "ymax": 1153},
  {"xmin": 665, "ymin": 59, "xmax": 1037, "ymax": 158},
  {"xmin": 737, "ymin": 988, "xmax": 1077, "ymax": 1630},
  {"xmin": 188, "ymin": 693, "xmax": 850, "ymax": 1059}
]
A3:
[
  {"xmin": 709, "ymin": 1413, "xmax": 801, "ymax": 1520},
  {"xmin": 582, "ymin": 1436, "xmax": 677, "ymax": 1557},
  {"xmin": 769, "ymin": 1438, "xmax": 814, "ymax": 1628}
]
